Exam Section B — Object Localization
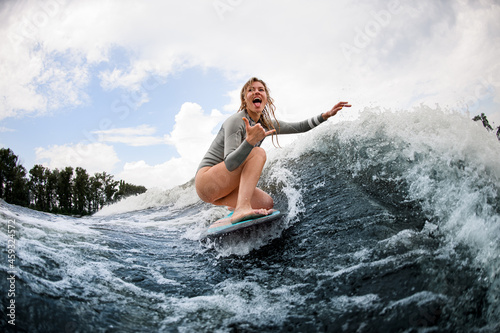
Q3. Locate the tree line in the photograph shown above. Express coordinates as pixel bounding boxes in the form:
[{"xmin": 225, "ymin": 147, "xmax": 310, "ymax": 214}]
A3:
[{"xmin": 0, "ymin": 148, "xmax": 147, "ymax": 216}]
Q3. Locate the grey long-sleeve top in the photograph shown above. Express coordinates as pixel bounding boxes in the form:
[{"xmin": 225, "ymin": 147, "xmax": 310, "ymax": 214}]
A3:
[{"xmin": 197, "ymin": 110, "xmax": 326, "ymax": 172}]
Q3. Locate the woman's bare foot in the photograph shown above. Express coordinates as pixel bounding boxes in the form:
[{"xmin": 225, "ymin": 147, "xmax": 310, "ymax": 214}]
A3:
[{"xmin": 230, "ymin": 208, "xmax": 271, "ymax": 224}]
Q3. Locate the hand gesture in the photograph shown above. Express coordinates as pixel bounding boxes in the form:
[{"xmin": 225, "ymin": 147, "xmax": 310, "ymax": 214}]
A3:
[
  {"xmin": 322, "ymin": 101, "xmax": 351, "ymax": 120},
  {"xmin": 243, "ymin": 117, "xmax": 276, "ymax": 146}
]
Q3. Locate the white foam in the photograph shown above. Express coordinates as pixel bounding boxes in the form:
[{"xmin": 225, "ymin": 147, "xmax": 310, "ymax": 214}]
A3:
[
  {"xmin": 160, "ymin": 280, "xmax": 305, "ymax": 331},
  {"xmin": 94, "ymin": 182, "xmax": 200, "ymax": 216},
  {"xmin": 287, "ymin": 106, "xmax": 500, "ymax": 267}
]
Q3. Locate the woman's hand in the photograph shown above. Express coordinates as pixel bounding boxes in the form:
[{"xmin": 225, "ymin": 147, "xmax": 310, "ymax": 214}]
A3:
[
  {"xmin": 243, "ymin": 117, "xmax": 276, "ymax": 146},
  {"xmin": 322, "ymin": 101, "xmax": 351, "ymax": 120}
]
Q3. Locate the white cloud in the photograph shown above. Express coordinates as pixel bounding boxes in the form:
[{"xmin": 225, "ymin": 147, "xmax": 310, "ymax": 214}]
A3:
[
  {"xmin": 0, "ymin": 127, "xmax": 15, "ymax": 133},
  {"xmin": 2, "ymin": 0, "xmax": 499, "ymax": 120},
  {"xmin": 118, "ymin": 102, "xmax": 226, "ymax": 188},
  {"xmin": 118, "ymin": 159, "xmax": 187, "ymax": 190},
  {"xmin": 0, "ymin": 0, "xmax": 92, "ymax": 120},
  {"xmin": 94, "ymin": 124, "xmax": 157, "ymax": 136},
  {"xmin": 35, "ymin": 142, "xmax": 120, "ymax": 175},
  {"xmin": 166, "ymin": 102, "xmax": 225, "ymax": 164},
  {"xmin": 93, "ymin": 124, "xmax": 166, "ymax": 147}
]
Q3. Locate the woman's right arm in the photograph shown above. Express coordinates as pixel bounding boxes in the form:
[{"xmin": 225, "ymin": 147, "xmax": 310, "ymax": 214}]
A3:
[
  {"xmin": 223, "ymin": 117, "xmax": 254, "ymax": 172},
  {"xmin": 223, "ymin": 117, "xmax": 275, "ymax": 172}
]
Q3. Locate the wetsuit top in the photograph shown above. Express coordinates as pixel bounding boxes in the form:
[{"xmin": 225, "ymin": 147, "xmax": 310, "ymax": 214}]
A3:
[{"xmin": 197, "ymin": 110, "xmax": 327, "ymax": 172}]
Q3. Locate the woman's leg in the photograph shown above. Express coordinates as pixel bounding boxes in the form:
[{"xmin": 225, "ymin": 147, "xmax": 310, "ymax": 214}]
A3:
[
  {"xmin": 195, "ymin": 147, "xmax": 273, "ymax": 222},
  {"xmin": 213, "ymin": 187, "xmax": 273, "ymax": 211}
]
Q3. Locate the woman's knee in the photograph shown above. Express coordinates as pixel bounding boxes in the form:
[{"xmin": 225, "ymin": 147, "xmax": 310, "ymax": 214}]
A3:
[
  {"xmin": 253, "ymin": 188, "xmax": 274, "ymax": 210},
  {"xmin": 263, "ymin": 195, "xmax": 274, "ymax": 210},
  {"xmin": 249, "ymin": 146, "xmax": 267, "ymax": 163},
  {"xmin": 195, "ymin": 166, "xmax": 237, "ymax": 204},
  {"xmin": 195, "ymin": 169, "xmax": 218, "ymax": 203},
  {"xmin": 196, "ymin": 184, "xmax": 216, "ymax": 204}
]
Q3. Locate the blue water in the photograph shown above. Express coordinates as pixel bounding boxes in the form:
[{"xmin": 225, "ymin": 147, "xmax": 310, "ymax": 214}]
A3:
[{"xmin": 1, "ymin": 106, "xmax": 500, "ymax": 332}]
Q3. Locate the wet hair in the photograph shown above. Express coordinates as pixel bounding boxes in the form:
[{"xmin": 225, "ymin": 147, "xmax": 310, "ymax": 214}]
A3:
[{"xmin": 238, "ymin": 77, "xmax": 280, "ymax": 147}]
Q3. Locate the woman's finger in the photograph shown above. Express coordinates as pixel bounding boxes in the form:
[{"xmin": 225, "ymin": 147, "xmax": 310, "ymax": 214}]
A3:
[
  {"xmin": 265, "ymin": 129, "xmax": 276, "ymax": 136},
  {"xmin": 242, "ymin": 117, "xmax": 250, "ymax": 129}
]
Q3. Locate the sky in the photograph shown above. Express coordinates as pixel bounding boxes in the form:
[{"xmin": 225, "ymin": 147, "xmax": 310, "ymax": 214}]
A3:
[{"xmin": 1, "ymin": 0, "xmax": 499, "ymax": 189}]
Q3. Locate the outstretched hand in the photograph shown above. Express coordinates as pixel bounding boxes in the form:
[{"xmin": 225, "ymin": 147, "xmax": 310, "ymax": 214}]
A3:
[
  {"xmin": 243, "ymin": 117, "xmax": 276, "ymax": 146},
  {"xmin": 322, "ymin": 101, "xmax": 351, "ymax": 120}
]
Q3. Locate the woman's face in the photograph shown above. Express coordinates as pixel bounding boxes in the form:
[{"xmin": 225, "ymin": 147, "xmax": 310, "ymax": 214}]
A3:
[{"xmin": 244, "ymin": 81, "xmax": 268, "ymax": 121}]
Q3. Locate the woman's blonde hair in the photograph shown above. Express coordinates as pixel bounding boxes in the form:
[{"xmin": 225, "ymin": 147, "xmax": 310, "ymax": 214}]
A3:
[{"xmin": 238, "ymin": 77, "xmax": 280, "ymax": 146}]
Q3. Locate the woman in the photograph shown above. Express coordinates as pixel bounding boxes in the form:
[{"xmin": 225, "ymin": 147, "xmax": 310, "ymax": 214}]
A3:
[{"xmin": 195, "ymin": 77, "xmax": 350, "ymax": 223}]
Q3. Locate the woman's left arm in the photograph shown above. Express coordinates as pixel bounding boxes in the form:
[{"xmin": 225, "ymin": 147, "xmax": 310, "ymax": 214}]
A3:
[
  {"xmin": 321, "ymin": 101, "xmax": 351, "ymax": 120},
  {"xmin": 274, "ymin": 101, "xmax": 352, "ymax": 135}
]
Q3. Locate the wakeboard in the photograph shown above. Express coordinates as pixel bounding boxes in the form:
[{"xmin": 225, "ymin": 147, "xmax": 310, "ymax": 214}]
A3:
[{"xmin": 204, "ymin": 210, "xmax": 284, "ymax": 238}]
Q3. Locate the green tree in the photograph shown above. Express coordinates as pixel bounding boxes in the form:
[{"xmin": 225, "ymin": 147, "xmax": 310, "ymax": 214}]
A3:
[
  {"xmin": 114, "ymin": 180, "xmax": 147, "ymax": 201},
  {"xmin": 473, "ymin": 113, "xmax": 500, "ymax": 140},
  {"xmin": 89, "ymin": 172, "xmax": 119, "ymax": 210},
  {"xmin": 0, "ymin": 148, "xmax": 29, "ymax": 206},
  {"xmin": 473, "ymin": 113, "xmax": 494, "ymax": 131},
  {"xmin": 89, "ymin": 173, "xmax": 105, "ymax": 212},
  {"xmin": 29, "ymin": 164, "xmax": 48, "ymax": 211},
  {"xmin": 102, "ymin": 172, "xmax": 119, "ymax": 204},
  {"xmin": 57, "ymin": 166, "xmax": 74, "ymax": 214},
  {"xmin": 74, "ymin": 167, "xmax": 90, "ymax": 215},
  {"xmin": 11, "ymin": 165, "xmax": 29, "ymax": 206},
  {"xmin": 46, "ymin": 168, "xmax": 58, "ymax": 212},
  {"xmin": 2, "ymin": 147, "xmax": 148, "ymax": 215}
]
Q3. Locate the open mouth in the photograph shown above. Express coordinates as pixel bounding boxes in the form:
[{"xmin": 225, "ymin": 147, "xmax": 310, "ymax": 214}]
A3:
[{"xmin": 253, "ymin": 97, "xmax": 262, "ymax": 108}]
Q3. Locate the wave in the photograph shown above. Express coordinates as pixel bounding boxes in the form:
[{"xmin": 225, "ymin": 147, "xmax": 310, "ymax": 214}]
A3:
[
  {"xmin": 100, "ymin": 105, "xmax": 500, "ymax": 263},
  {"xmin": 4, "ymin": 105, "xmax": 498, "ymax": 331},
  {"xmin": 94, "ymin": 105, "xmax": 500, "ymax": 275},
  {"xmin": 266, "ymin": 104, "xmax": 500, "ymax": 324}
]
